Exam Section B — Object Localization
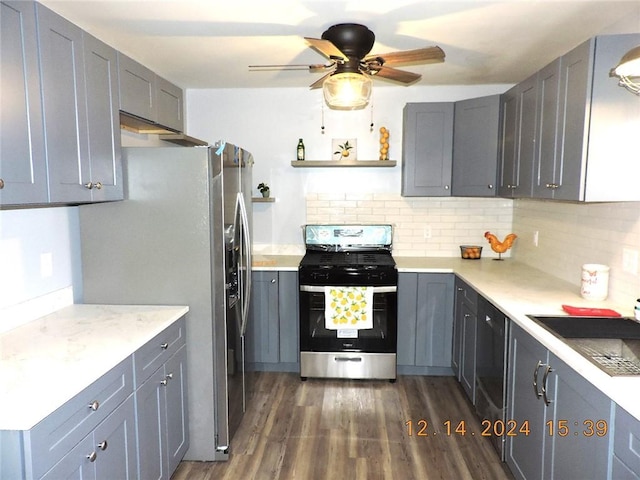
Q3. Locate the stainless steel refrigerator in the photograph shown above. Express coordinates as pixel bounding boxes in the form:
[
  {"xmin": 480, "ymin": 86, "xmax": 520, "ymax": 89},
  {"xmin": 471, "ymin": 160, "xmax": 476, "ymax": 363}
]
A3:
[{"xmin": 78, "ymin": 143, "xmax": 253, "ymax": 461}]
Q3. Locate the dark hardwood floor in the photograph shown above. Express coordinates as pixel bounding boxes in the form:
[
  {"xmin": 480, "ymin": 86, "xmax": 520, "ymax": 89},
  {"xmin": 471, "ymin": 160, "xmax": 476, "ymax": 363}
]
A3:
[{"xmin": 173, "ymin": 373, "xmax": 514, "ymax": 480}]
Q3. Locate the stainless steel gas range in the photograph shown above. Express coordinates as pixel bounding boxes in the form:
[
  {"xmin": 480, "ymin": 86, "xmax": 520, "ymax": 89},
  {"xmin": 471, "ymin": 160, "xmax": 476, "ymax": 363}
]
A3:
[{"xmin": 298, "ymin": 225, "xmax": 398, "ymax": 381}]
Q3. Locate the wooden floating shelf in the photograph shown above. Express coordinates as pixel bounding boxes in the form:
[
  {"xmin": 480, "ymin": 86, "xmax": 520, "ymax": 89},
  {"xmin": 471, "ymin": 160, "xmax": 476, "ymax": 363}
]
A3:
[
  {"xmin": 291, "ymin": 160, "xmax": 396, "ymax": 168},
  {"xmin": 252, "ymin": 197, "xmax": 276, "ymax": 203}
]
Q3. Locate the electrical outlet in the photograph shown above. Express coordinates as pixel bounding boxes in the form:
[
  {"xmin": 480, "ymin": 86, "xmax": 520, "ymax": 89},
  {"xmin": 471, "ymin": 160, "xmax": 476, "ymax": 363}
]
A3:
[
  {"xmin": 533, "ymin": 231, "xmax": 539, "ymax": 247},
  {"xmin": 622, "ymin": 248, "xmax": 639, "ymax": 275},
  {"xmin": 424, "ymin": 226, "xmax": 432, "ymax": 239}
]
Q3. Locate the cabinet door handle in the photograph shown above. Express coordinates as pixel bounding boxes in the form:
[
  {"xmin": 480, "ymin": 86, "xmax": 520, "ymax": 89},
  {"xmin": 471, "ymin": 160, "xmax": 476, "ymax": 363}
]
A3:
[
  {"xmin": 94, "ymin": 182, "xmax": 103, "ymax": 190},
  {"xmin": 160, "ymin": 342, "xmax": 169, "ymax": 350},
  {"xmin": 0, "ymin": 178, "xmax": 4, "ymax": 189},
  {"xmin": 532, "ymin": 361, "xmax": 543, "ymax": 398},
  {"xmin": 97, "ymin": 440, "xmax": 108, "ymax": 451},
  {"xmin": 271, "ymin": 278, "xmax": 276, "ymax": 283},
  {"xmin": 541, "ymin": 365, "xmax": 553, "ymax": 406},
  {"xmin": 87, "ymin": 451, "xmax": 97, "ymax": 462},
  {"xmin": 84, "ymin": 182, "xmax": 94, "ymax": 190},
  {"xmin": 88, "ymin": 400, "xmax": 100, "ymax": 411},
  {"xmin": 444, "ymin": 185, "xmax": 450, "ymax": 190},
  {"xmin": 488, "ymin": 184, "xmax": 493, "ymax": 189}
]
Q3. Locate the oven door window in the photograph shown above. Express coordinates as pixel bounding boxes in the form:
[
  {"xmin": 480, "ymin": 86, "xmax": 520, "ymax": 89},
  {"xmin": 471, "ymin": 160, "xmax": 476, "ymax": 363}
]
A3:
[{"xmin": 299, "ymin": 289, "xmax": 397, "ymax": 353}]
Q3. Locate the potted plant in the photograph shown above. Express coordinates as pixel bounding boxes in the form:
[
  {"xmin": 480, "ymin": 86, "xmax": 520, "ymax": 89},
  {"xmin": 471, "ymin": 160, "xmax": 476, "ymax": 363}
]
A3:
[{"xmin": 257, "ymin": 182, "xmax": 270, "ymax": 198}]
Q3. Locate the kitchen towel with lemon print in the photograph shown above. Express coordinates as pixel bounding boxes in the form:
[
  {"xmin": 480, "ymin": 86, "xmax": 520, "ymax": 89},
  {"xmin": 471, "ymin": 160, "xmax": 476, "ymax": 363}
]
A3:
[{"xmin": 324, "ymin": 286, "xmax": 373, "ymax": 330}]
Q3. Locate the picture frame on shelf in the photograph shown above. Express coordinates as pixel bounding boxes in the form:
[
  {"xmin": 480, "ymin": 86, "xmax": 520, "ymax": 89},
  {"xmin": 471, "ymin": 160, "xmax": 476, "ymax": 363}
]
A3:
[{"xmin": 332, "ymin": 138, "xmax": 357, "ymax": 161}]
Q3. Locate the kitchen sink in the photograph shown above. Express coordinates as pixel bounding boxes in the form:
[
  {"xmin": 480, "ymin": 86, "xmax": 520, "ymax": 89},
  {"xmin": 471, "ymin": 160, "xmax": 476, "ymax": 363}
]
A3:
[{"xmin": 527, "ymin": 315, "xmax": 640, "ymax": 376}]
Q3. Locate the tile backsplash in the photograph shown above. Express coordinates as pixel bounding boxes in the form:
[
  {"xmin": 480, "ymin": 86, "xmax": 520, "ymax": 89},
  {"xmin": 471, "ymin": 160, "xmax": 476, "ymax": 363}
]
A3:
[
  {"xmin": 513, "ymin": 199, "xmax": 640, "ymax": 305},
  {"xmin": 305, "ymin": 193, "xmax": 514, "ymax": 258}
]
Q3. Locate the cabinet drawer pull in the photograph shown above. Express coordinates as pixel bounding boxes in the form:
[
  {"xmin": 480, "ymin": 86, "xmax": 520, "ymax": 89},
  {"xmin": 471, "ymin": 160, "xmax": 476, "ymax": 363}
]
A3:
[
  {"xmin": 532, "ymin": 361, "xmax": 543, "ymax": 398},
  {"xmin": 88, "ymin": 400, "xmax": 100, "ymax": 411},
  {"xmin": 97, "ymin": 440, "xmax": 108, "ymax": 451},
  {"xmin": 334, "ymin": 356, "xmax": 362, "ymax": 362},
  {"xmin": 541, "ymin": 365, "xmax": 553, "ymax": 406},
  {"xmin": 87, "ymin": 451, "xmax": 97, "ymax": 462},
  {"xmin": 160, "ymin": 342, "xmax": 169, "ymax": 350}
]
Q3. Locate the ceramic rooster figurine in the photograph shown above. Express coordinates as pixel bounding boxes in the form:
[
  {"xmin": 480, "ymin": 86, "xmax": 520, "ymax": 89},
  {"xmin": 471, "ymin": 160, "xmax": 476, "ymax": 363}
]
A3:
[{"xmin": 484, "ymin": 231, "xmax": 517, "ymax": 260}]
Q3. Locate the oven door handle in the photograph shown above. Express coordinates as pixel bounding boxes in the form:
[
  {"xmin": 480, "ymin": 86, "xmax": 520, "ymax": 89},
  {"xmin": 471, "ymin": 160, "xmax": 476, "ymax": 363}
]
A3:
[{"xmin": 299, "ymin": 285, "xmax": 397, "ymax": 293}]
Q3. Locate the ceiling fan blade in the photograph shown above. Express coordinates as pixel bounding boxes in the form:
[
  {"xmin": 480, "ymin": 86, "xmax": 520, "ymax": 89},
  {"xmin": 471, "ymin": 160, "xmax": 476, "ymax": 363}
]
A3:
[
  {"xmin": 368, "ymin": 65, "xmax": 421, "ymax": 84},
  {"xmin": 309, "ymin": 71, "xmax": 334, "ymax": 89},
  {"xmin": 365, "ymin": 46, "xmax": 445, "ymax": 66},
  {"xmin": 304, "ymin": 37, "xmax": 348, "ymax": 61},
  {"xmin": 249, "ymin": 63, "xmax": 330, "ymax": 72}
]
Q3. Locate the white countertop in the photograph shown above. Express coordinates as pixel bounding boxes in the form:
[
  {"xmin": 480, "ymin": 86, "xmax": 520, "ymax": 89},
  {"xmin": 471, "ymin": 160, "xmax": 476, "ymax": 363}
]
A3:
[
  {"xmin": 256, "ymin": 254, "xmax": 640, "ymax": 420},
  {"xmin": 0, "ymin": 304, "xmax": 188, "ymax": 431}
]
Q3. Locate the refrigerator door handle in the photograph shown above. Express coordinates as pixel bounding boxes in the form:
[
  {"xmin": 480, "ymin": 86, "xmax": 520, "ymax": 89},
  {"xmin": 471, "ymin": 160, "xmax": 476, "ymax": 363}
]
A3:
[{"xmin": 237, "ymin": 193, "xmax": 252, "ymax": 336}]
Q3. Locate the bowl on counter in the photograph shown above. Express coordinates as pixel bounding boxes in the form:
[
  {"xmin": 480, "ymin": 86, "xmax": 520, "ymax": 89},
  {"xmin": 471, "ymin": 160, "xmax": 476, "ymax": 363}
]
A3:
[{"xmin": 460, "ymin": 245, "xmax": 482, "ymax": 259}]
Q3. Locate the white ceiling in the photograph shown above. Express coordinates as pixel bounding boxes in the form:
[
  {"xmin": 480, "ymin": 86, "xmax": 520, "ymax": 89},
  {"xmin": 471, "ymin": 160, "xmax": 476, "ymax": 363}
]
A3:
[{"xmin": 40, "ymin": 0, "xmax": 640, "ymax": 90}]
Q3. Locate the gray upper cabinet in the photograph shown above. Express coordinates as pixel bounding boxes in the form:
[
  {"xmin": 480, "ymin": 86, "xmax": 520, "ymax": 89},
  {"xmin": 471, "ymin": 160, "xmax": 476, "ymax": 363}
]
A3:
[
  {"xmin": 1, "ymin": 2, "xmax": 122, "ymax": 207},
  {"xmin": 118, "ymin": 53, "xmax": 184, "ymax": 132},
  {"xmin": 36, "ymin": 3, "xmax": 92, "ymax": 204},
  {"xmin": 402, "ymin": 102, "xmax": 454, "ymax": 197},
  {"xmin": 532, "ymin": 59, "xmax": 561, "ymax": 198},
  {"xmin": 0, "ymin": 1, "xmax": 47, "ymax": 206},
  {"xmin": 498, "ymin": 74, "xmax": 536, "ymax": 198},
  {"xmin": 451, "ymin": 95, "xmax": 500, "ymax": 197},
  {"xmin": 526, "ymin": 34, "xmax": 640, "ymax": 202},
  {"xmin": 83, "ymin": 33, "xmax": 123, "ymax": 202},
  {"xmin": 118, "ymin": 53, "xmax": 156, "ymax": 121},
  {"xmin": 156, "ymin": 75, "xmax": 184, "ymax": 132}
]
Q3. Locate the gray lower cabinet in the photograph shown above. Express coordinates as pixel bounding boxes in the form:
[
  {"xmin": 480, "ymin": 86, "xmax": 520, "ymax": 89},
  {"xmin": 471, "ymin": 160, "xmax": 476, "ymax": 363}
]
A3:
[
  {"xmin": 136, "ymin": 344, "xmax": 189, "ymax": 480},
  {"xmin": 41, "ymin": 395, "xmax": 137, "ymax": 480},
  {"xmin": 401, "ymin": 103, "xmax": 454, "ymax": 197},
  {"xmin": 0, "ymin": 1, "xmax": 47, "ymax": 205},
  {"xmin": 506, "ymin": 322, "xmax": 612, "ymax": 480},
  {"xmin": 397, "ymin": 273, "xmax": 454, "ymax": 375},
  {"xmin": 247, "ymin": 270, "xmax": 299, "ymax": 371},
  {"xmin": 1, "ymin": 318, "xmax": 189, "ymax": 480},
  {"xmin": 452, "ymin": 277, "xmax": 478, "ymax": 403},
  {"xmin": 451, "ymin": 95, "xmax": 501, "ymax": 197},
  {"xmin": 2, "ymin": 355, "xmax": 136, "ymax": 480},
  {"xmin": 612, "ymin": 405, "xmax": 640, "ymax": 479}
]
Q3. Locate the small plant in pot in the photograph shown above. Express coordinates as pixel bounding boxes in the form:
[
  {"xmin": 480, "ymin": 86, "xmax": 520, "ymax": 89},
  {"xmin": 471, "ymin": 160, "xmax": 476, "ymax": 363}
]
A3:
[{"xmin": 257, "ymin": 182, "xmax": 270, "ymax": 198}]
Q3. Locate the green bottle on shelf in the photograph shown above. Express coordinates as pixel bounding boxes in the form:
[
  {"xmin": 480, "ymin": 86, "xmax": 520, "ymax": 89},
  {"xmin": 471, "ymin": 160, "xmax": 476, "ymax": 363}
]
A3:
[{"xmin": 297, "ymin": 138, "xmax": 305, "ymax": 161}]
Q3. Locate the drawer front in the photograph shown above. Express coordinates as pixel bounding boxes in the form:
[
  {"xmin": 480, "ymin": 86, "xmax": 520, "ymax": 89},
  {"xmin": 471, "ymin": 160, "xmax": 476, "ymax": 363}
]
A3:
[
  {"xmin": 26, "ymin": 356, "xmax": 134, "ymax": 479},
  {"xmin": 456, "ymin": 277, "xmax": 478, "ymax": 311},
  {"xmin": 614, "ymin": 405, "xmax": 640, "ymax": 475},
  {"xmin": 134, "ymin": 317, "xmax": 186, "ymax": 387}
]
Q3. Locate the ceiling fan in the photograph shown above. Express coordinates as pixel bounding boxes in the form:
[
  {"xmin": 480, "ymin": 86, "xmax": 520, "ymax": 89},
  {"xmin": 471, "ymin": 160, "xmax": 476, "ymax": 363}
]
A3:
[{"xmin": 249, "ymin": 23, "xmax": 445, "ymax": 109}]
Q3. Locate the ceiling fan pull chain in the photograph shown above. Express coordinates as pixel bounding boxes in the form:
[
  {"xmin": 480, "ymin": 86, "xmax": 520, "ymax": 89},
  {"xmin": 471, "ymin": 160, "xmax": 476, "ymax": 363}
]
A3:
[
  {"xmin": 321, "ymin": 96, "xmax": 326, "ymax": 134},
  {"xmin": 370, "ymin": 98, "xmax": 374, "ymax": 132}
]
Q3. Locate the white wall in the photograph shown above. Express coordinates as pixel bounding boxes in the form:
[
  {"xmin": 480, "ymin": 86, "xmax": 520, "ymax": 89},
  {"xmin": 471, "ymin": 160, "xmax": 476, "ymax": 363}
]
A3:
[
  {"xmin": 187, "ymin": 84, "xmax": 508, "ymax": 251},
  {"xmin": 0, "ymin": 207, "xmax": 80, "ymax": 310},
  {"xmin": 513, "ymin": 199, "xmax": 640, "ymax": 305}
]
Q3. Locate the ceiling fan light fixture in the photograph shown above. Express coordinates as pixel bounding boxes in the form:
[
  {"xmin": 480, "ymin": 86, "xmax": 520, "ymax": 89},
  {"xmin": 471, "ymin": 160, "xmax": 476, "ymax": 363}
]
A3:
[
  {"xmin": 323, "ymin": 72, "xmax": 372, "ymax": 110},
  {"xmin": 610, "ymin": 45, "xmax": 640, "ymax": 95}
]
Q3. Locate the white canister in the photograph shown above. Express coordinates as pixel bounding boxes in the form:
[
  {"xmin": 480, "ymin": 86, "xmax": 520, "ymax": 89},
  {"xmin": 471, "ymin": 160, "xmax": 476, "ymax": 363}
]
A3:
[{"xmin": 580, "ymin": 264, "xmax": 610, "ymax": 301}]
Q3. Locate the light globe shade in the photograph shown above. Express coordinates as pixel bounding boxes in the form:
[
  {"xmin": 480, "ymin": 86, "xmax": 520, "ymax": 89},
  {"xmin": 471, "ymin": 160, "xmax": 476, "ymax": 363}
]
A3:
[
  {"xmin": 323, "ymin": 72, "xmax": 372, "ymax": 110},
  {"xmin": 613, "ymin": 46, "xmax": 640, "ymax": 77},
  {"xmin": 611, "ymin": 45, "xmax": 640, "ymax": 95}
]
